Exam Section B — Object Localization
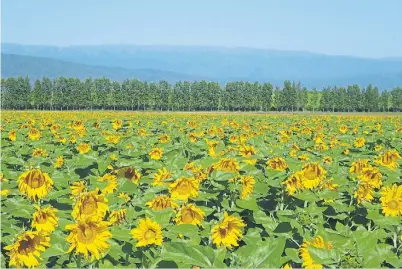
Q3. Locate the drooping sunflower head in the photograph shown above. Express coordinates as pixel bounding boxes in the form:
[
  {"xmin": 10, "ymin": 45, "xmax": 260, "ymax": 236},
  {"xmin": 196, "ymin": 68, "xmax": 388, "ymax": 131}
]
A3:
[
  {"xmin": 266, "ymin": 157, "xmax": 288, "ymax": 171},
  {"xmin": 353, "ymin": 137, "xmax": 366, "ymax": 148},
  {"xmin": 211, "ymin": 212, "xmax": 245, "ymax": 249},
  {"xmin": 169, "ymin": 177, "xmax": 199, "ymax": 201},
  {"xmin": 149, "ymin": 147, "xmax": 163, "ymax": 160},
  {"xmin": 18, "ymin": 169, "xmax": 53, "ymax": 201},
  {"xmin": 76, "ymin": 143, "xmax": 91, "ymax": 154},
  {"xmin": 28, "ymin": 128, "xmax": 41, "ymax": 140},
  {"xmin": 112, "ymin": 119, "xmax": 122, "ymax": 130},
  {"xmin": 72, "ymin": 189, "xmax": 109, "ymax": 220},
  {"xmin": 54, "ymin": 156, "xmax": 64, "ymax": 169},
  {"xmin": 66, "ymin": 218, "xmax": 112, "ymax": 261},
  {"xmin": 349, "ymin": 159, "xmax": 371, "ymax": 174},
  {"xmin": 354, "ymin": 182, "xmax": 374, "ymax": 204},
  {"xmin": 131, "ymin": 217, "xmax": 163, "ymax": 247},
  {"xmin": 301, "ymin": 162, "xmax": 327, "ymax": 190},
  {"xmin": 105, "ymin": 135, "xmax": 120, "ymax": 144},
  {"xmin": 323, "ymin": 156, "xmax": 332, "ymax": 164},
  {"xmin": 213, "ymin": 158, "xmax": 240, "ymax": 173},
  {"xmin": 146, "ymin": 195, "xmax": 178, "ymax": 210},
  {"xmin": 283, "ymin": 171, "xmax": 304, "ymax": 195},
  {"xmin": 8, "ymin": 130, "xmax": 17, "ymax": 141},
  {"xmin": 358, "ymin": 167, "xmax": 382, "ymax": 188},
  {"xmin": 159, "ymin": 134, "xmax": 171, "ymax": 143},
  {"xmin": 32, "ymin": 206, "xmax": 58, "ymax": 233},
  {"xmin": 175, "ymin": 204, "xmax": 205, "ymax": 226},
  {"xmin": 239, "ymin": 145, "xmax": 256, "ymax": 158},
  {"xmin": 380, "ymin": 184, "xmax": 402, "ymax": 217},
  {"xmin": 299, "ymin": 236, "xmax": 332, "ymax": 269},
  {"xmin": 153, "ymin": 168, "xmax": 173, "ymax": 186},
  {"xmin": 109, "ymin": 209, "xmax": 127, "ymax": 225},
  {"xmin": 375, "ymin": 149, "xmax": 401, "ymax": 170},
  {"xmin": 4, "ymin": 231, "xmax": 51, "ymax": 268},
  {"xmin": 70, "ymin": 181, "xmax": 86, "ymax": 198},
  {"xmin": 32, "ymin": 148, "xmax": 47, "ymax": 157},
  {"xmin": 239, "ymin": 175, "xmax": 255, "ymax": 200}
]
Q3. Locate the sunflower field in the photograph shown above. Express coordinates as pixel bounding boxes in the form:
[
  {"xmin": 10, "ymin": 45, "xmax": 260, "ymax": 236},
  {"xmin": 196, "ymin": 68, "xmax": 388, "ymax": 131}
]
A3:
[{"xmin": 1, "ymin": 111, "xmax": 402, "ymax": 268}]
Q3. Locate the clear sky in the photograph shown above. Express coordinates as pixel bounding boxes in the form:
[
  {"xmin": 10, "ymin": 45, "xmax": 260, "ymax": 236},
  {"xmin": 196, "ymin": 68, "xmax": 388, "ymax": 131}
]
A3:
[{"xmin": 2, "ymin": 0, "xmax": 402, "ymax": 58}]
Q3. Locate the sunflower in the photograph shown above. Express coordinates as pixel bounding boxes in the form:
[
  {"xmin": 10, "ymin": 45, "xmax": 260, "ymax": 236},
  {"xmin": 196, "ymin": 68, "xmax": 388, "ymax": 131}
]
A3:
[
  {"xmin": 298, "ymin": 154, "xmax": 310, "ymax": 162},
  {"xmin": 207, "ymin": 140, "xmax": 219, "ymax": 157},
  {"xmin": 239, "ymin": 145, "xmax": 256, "ymax": 158},
  {"xmin": 105, "ymin": 135, "xmax": 120, "ymax": 144},
  {"xmin": 239, "ymin": 175, "xmax": 255, "ymax": 200},
  {"xmin": 266, "ymin": 157, "xmax": 288, "ymax": 171},
  {"xmin": 28, "ymin": 128, "xmax": 41, "ymax": 140},
  {"xmin": 375, "ymin": 149, "xmax": 401, "ymax": 170},
  {"xmin": 131, "ymin": 217, "xmax": 163, "ymax": 247},
  {"xmin": 109, "ymin": 209, "xmax": 127, "ymax": 225},
  {"xmin": 283, "ymin": 171, "xmax": 304, "ymax": 195},
  {"xmin": 380, "ymin": 184, "xmax": 402, "ymax": 217},
  {"xmin": 299, "ymin": 236, "xmax": 332, "ymax": 269},
  {"xmin": 118, "ymin": 192, "xmax": 130, "ymax": 202},
  {"xmin": 211, "ymin": 212, "xmax": 245, "ymax": 249},
  {"xmin": 357, "ymin": 167, "xmax": 382, "ymax": 188},
  {"xmin": 138, "ymin": 128, "xmax": 147, "ymax": 137},
  {"xmin": 169, "ymin": 177, "xmax": 199, "ymax": 201},
  {"xmin": 374, "ymin": 144, "xmax": 383, "ymax": 152},
  {"xmin": 323, "ymin": 156, "xmax": 332, "ymax": 164},
  {"xmin": 339, "ymin": 125, "xmax": 348, "ymax": 134},
  {"xmin": 8, "ymin": 130, "xmax": 16, "ymax": 141},
  {"xmin": 32, "ymin": 206, "xmax": 58, "ymax": 233},
  {"xmin": 153, "ymin": 168, "xmax": 173, "ymax": 186},
  {"xmin": 54, "ymin": 156, "xmax": 64, "ymax": 169},
  {"xmin": 1, "ymin": 189, "xmax": 11, "ymax": 197},
  {"xmin": 146, "ymin": 195, "xmax": 178, "ymax": 210},
  {"xmin": 72, "ymin": 189, "xmax": 109, "ymax": 221},
  {"xmin": 70, "ymin": 181, "xmax": 86, "ymax": 198},
  {"xmin": 112, "ymin": 119, "xmax": 122, "ymax": 130},
  {"xmin": 66, "ymin": 218, "xmax": 112, "ymax": 261},
  {"xmin": 175, "ymin": 204, "xmax": 205, "ymax": 225},
  {"xmin": 18, "ymin": 169, "xmax": 53, "ymax": 201},
  {"xmin": 354, "ymin": 137, "xmax": 366, "ymax": 148},
  {"xmin": 77, "ymin": 143, "xmax": 91, "ymax": 154},
  {"xmin": 32, "ymin": 148, "xmax": 47, "ymax": 157},
  {"xmin": 4, "ymin": 231, "xmax": 50, "ymax": 268},
  {"xmin": 300, "ymin": 162, "xmax": 326, "ymax": 189},
  {"xmin": 98, "ymin": 174, "xmax": 118, "ymax": 194},
  {"xmin": 159, "ymin": 134, "xmax": 171, "ymax": 143},
  {"xmin": 349, "ymin": 159, "xmax": 371, "ymax": 174},
  {"xmin": 343, "ymin": 148, "xmax": 350, "ymax": 155},
  {"xmin": 149, "ymin": 147, "xmax": 163, "ymax": 160},
  {"xmin": 354, "ymin": 182, "xmax": 374, "ymax": 204},
  {"xmin": 213, "ymin": 158, "xmax": 240, "ymax": 172}
]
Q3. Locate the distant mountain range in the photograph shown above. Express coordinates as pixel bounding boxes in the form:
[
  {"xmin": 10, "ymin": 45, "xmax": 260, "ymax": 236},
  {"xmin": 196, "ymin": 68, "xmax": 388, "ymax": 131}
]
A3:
[{"xmin": 2, "ymin": 43, "xmax": 402, "ymax": 89}]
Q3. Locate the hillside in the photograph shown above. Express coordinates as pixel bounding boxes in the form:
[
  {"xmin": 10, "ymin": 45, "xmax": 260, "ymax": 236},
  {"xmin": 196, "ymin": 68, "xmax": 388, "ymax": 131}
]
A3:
[
  {"xmin": 2, "ymin": 43, "xmax": 402, "ymax": 88},
  {"xmin": 1, "ymin": 53, "xmax": 208, "ymax": 82}
]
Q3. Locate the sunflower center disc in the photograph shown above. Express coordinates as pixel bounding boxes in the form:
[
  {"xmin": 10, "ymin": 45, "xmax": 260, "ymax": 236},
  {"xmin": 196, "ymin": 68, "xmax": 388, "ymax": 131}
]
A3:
[
  {"xmin": 144, "ymin": 230, "xmax": 156, "ymax": 240},
  {"xmin": 388, "ymin": 200, "xmax": 398, "ymax": 210}
]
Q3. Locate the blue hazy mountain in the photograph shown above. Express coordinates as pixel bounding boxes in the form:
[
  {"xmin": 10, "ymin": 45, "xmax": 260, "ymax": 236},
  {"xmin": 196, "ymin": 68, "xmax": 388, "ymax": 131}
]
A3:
[{"xmin": 2, "ymin": 43, "xmax": 402, "ymax": 88}]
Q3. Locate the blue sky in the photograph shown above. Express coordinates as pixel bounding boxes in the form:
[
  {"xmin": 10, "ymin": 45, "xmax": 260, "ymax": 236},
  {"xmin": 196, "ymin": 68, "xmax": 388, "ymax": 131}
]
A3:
[{"xmin": 2, "ymin": 0, "xmax": 402, "ymax": 58}]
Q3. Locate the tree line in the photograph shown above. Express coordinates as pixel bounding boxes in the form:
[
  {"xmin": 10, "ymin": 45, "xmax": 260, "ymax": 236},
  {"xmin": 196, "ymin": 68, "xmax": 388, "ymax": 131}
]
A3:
[{"xmin": 1, "ymin": 77, "xmax": 402, "ymax": 112}]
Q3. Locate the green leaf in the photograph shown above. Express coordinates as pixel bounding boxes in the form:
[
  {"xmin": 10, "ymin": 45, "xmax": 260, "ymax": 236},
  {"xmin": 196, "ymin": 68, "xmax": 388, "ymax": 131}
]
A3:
[
  {"xmin": 236, "ymin": 197, "xmax": 259, "ymax": 211},
  {"xmin": 236, "ymin": 237, "xmax": 286, "ymax": 268}
]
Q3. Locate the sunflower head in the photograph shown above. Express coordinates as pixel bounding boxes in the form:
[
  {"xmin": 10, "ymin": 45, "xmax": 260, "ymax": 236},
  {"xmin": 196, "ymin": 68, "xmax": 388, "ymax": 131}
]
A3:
[
  {"xmin": 70, "ymin": 181, "xmax": 86, "ymax": 198},
  {"xmin": 54, "ymin": 156, "xmax": 64, "ymax": 169},
  {"xmin": 146, "ymin": 195, "xmax": 178, "ymax": 210},
  {"xmin": 66, "ymin": 218, "xmax": 112, "ymax": 261},
  {"xmin": 4, "ymin": 231, "xmax": 50, "ymax": 268},
  {"xmin": 299, "ymin": 236, "xmax": 332, "ymax": 269},
  {"xmin": 8, "ymin": 130, "xmax": 17, "ymax": 141},
  {"xmin": 149, "ymin": 148, "xmax": 163, "ymax": 160},
  {"xmin": 159, "ymin": 134, "xmax": 171, "ymax": 143},
  {"xmin": 175, "ymin": 204, "xmax": 205, "ymax": 225},
  {"xmin": 239, "ymin": 145, "xmax": 256, "ymax": 157},
  {"xmin": 109, "ymin": 209, "xmax": 127, "ymax": 225},
  {"xmin": 131, "ymin": 217, "xmax": 163, "ymax": 247},
  {"xmin": 375, "ymin": 149, "xmax": 401, "ymax": 170},
  {"xmin": 301, "ymin": 162, "xmax": 327, "ymax": 189},
  {"xmin": 77, "ymin": 143, "xmax": 91, "ymax": 154},
  {"xmin": 106, "ymin": 135, "xmax": 120, "ymax": 144},
  {"xmin": 213, "ymin": 158, "xmax": 240, "ymax": 172},
  {"xmin": 283, "ymin": 171, "xmax": 304, "ymax": 195},
  {"xmin": 358, "ymin": 167, "xmax": 382, "ymax": 188},
  {"xmin": 112, "ymin": 119, "xmax": 122, "ymax": 130},
  {"xmin": 72, "ymin": 189, "xmax": 109, "ymax": 220},
  {"xmin": 349, "ymin": 159, "xmax": 371, "ymax": 174},
  {"xmin": 266, "ymin": 157, "xmax": 288, "ymax": 171},
  {"xmin": 354, "ymin": 182, "xmax": 374, "ymax": 204},
  {"xmin": 18, "ymin": 169, "xmax": 53, "ymax": 201},
  {"xmin": 169, "ymin": 177, "xmax": 199, "ymax": 201},
  {"xmin": 239, "ymin": 175, "xmax": 255, "ymax": 200},
  {"xmin": 28, "ymin": 128, "xmax": 41, "ymax": 140},
  {"xmin": 380, "ymin": 184, "xmax": 402, "ymax": 217},
  {"xmin": 354, "ymin": 137, "xmax": 366, "ymax": 148},
  {"xmin": 32, "ymin": 206, "xmax": 59, "ymax": 233},
  {"xmin": 211, "ymin": 212, "xmax": 245, "ymax": 249}
]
